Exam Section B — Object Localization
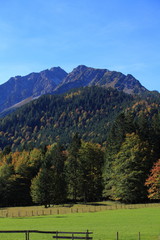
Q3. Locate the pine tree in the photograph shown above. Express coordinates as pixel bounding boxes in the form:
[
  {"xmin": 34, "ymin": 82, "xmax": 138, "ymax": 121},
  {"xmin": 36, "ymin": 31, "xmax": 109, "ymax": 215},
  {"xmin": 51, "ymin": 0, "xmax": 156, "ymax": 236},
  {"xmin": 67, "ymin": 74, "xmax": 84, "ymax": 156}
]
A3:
[
  {"xmin": 66, "ymin": 133, "xmax": 81, "ymax": 201},
  {"xmin": 30, "ymin": 143, "xmax": 66, "ymax": 206},
  {"xmin": 78, "ymin": 142, "xmax": 104, "ymax": 202}
]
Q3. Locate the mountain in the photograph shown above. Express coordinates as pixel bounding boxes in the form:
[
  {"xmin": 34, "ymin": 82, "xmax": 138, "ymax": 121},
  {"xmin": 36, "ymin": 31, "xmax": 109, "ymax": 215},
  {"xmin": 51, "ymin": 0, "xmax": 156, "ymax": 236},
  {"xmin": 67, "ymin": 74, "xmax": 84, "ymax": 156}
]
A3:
[
  {"xmin": 0, "ymin": 67, "xmax": 67, "ymax": 113},
  {"xmin": 0, "ymin": 65, "xmax": 149, "ymax": 115},
  {"xmin": 54, "ymin": 65, "xmax": 148, "ymax": 95},
  {"xmin": 54, "ymin": 65, "xmax": 108, "ymax": 93}
]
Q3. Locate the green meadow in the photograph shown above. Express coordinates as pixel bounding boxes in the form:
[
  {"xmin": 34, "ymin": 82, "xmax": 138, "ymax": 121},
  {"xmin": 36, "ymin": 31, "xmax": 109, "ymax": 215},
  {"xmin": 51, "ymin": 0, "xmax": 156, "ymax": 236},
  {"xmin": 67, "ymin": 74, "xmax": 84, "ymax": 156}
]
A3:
[{"xmin": 0, "ymin": 206, "xmax": 159, "ymax": 240}]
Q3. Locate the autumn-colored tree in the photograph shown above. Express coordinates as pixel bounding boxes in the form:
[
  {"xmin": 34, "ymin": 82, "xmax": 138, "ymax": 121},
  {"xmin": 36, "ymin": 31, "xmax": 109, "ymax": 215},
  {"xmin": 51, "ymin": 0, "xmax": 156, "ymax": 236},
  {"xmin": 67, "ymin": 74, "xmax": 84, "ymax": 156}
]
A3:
[
  {"xmin": 11, "ymin": 149, "xmax": 42, "ymax": 178},
  {"xmin": 12, "ymin": 150, "xmax": 30, "ymax": 176},
  {"xmin": 145, "ymin": 159, "xmax": 160, "ymax": 199},
  {"xmin": 6, "ymin": 149, "xmax": 42, "ymax": 206}
]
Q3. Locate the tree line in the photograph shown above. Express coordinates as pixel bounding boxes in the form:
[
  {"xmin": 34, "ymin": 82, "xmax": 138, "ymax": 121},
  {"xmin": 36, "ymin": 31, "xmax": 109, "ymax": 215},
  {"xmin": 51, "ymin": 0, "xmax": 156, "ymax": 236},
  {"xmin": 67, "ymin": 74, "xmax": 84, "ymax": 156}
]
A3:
[
  {"xmin": 0, "ymin": 134, "xmax": 104, "ymax": 207},
  {"xmin": 0, "ymin": 130, "xmax": 159, "ymax": 207}
]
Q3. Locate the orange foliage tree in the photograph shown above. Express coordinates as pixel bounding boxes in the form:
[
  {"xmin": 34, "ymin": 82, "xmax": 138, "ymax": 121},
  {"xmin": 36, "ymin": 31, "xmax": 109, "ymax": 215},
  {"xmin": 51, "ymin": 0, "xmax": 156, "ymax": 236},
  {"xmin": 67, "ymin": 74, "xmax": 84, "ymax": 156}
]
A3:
[{"xmin": 145, "ymin": 159, "xmax": 160, "ymax": 200}]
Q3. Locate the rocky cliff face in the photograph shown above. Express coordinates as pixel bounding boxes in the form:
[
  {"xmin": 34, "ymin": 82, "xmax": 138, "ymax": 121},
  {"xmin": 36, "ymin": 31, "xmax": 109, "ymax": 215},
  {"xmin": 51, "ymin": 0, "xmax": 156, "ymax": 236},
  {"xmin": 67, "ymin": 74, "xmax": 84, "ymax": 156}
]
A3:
[
  {"xmin": 54, "ymin": 65, "xmax": 147, "ymax": 95},
  {"xmin": 54, "ymin": 65, "xmax": 109, "ymax": 94},
  {"xmin": 97, "ymin": 71, "xmax": 147, "ymax": 94},
  {"xmin": 0, "ymin": 67, "xmax": 67, "ymax": 113}
]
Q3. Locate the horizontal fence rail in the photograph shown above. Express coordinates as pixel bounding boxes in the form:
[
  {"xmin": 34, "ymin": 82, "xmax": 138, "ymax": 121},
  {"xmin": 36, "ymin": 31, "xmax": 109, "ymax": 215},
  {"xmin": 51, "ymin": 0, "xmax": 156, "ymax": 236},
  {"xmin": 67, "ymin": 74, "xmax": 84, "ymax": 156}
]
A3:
[
  {"xmin": 0, "ymin": 230, "xmax": 93, "ymax": 240},
  {"xmin": 0, "ymin": 203, "xmax": 159, "ymax": 218}
]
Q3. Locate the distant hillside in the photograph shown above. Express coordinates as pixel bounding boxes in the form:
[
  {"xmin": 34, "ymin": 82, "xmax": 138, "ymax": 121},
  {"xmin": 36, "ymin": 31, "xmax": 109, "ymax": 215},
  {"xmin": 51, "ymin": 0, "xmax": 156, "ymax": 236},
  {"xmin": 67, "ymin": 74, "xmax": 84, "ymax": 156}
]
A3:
[
  {"xmin": 0, "ymin": 65, "xmax": 149, "ymax": 115},
  {"xmin": 0, "ymin": 86, "xmax": 134, "ymax": 150}
]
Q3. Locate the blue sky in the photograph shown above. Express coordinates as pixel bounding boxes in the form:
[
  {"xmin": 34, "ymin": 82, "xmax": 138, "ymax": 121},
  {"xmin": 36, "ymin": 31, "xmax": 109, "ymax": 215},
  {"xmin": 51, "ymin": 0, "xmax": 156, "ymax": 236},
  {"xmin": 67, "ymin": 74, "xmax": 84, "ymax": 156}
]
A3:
[{"xmin": 0, "ymin": 0, "xmax": 160, "ymax": 91}]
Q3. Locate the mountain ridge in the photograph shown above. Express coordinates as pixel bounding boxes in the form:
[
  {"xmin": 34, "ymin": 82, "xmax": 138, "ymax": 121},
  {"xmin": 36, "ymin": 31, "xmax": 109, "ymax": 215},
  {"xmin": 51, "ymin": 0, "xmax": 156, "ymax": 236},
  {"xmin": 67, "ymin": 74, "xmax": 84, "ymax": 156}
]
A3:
[
  {"xmin": 0, "ymin": 67, "xmax": 67, "ymax": 113},
  {"xmin": 0, "ymin": 65, "xmax": 149, "ymax": 114},
  {"xmin": 54, "ymin": 65, "xmax": 147, "ymax": 95}
]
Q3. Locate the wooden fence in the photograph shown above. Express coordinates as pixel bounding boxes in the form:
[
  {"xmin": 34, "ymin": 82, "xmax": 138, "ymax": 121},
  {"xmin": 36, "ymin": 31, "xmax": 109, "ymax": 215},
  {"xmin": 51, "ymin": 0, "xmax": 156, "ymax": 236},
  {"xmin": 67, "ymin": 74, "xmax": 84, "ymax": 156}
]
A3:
[
  {"xmin": 0, "ymin": 230, "xmax": 159, "ymax": 240},
  {"xmin": 115, "ymin": 232, "xmax": 160, "ymax": 240},
  {"xmin": 0, "ymin": 202, "xmax": 159, "ymax": 218},
  {"xmin": 0, "ymin": 230, "xmax": 93, "ymax": 240}
]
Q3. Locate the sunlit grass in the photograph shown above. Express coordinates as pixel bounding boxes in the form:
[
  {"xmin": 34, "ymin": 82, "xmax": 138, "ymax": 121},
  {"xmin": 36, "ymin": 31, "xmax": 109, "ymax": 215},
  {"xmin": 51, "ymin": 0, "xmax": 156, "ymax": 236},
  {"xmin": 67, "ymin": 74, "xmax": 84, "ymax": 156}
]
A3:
[{"xmin": 0, "ymin": 206, "xmax": 159, "ymax": 240}]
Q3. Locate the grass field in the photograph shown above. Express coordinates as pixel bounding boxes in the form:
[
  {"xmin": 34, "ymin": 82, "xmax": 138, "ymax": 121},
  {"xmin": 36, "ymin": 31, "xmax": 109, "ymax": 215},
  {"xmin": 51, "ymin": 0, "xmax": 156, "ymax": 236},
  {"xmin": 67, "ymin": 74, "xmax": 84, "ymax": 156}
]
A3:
[{"xmin": 0, "ymin": 206, "xmax": 159, "ymax": 240}]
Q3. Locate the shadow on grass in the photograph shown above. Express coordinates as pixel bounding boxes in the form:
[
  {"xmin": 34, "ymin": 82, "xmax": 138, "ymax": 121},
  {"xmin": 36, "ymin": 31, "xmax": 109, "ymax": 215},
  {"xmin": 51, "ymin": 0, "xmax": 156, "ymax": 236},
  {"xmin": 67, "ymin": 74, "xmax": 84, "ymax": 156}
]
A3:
[{"xmin": 17, "ymin": 215, "xmax": 69, "ymax": 219}]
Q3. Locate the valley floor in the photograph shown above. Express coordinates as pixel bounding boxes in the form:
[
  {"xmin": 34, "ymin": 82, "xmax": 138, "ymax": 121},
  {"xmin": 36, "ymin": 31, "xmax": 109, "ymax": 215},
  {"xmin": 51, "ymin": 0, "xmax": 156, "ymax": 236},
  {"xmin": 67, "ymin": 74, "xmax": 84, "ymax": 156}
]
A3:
[{"xmin": 0, "ymin": 205, "xmax": 160, "ymax": 240}]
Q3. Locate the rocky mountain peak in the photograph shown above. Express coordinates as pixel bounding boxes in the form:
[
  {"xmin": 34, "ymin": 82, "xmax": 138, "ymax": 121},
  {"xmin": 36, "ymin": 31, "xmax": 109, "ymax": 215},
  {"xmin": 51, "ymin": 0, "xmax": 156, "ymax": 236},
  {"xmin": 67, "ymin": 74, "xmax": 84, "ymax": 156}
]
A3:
[
  {"xmin": 0, "ymin": 67, "xmax": 67, "ymax": 113},
  {"xmin": 0, "ymin": 65, "xmax": 149, "ymax": 115},
  {"xmin": 54, "ymin": 65, "xmax": 147, "ymax": 95},
  {"xmin": 73, "ymin": 65, "xmax": 88, "ymax": 71}
]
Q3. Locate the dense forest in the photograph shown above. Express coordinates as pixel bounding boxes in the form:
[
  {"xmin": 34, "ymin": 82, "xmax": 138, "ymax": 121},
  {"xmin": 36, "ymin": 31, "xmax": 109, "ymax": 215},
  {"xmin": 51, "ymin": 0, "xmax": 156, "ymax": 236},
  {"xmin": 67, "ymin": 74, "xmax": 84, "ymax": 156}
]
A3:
[
  {"xmin": 0, "ymin": 131, "xmax": 159, "ymax": 207},
  {"xmin": 0, "ymin": 87, "xmax": 134, "ymax": 150},
  {"xmin": 0, "ymin": 135, "xmax": 104, "ymax": 207},
  {"xmin": 0, "ymin": 86, "xmax": 160, "ymax": 206}
]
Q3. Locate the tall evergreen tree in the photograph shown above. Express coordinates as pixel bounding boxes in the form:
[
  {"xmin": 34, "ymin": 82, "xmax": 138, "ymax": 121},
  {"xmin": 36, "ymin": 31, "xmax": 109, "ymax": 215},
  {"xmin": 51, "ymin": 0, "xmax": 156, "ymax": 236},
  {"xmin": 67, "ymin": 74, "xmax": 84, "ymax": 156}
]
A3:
[
  {"xmin": 66, "ymin": 133, "xmax": 81, "ymax": 201},
  {"xmin": 0, "ymin": 164, "xmax": 14, "ymax": 206},
  {"xmin": 30, "ymin": 143, "xmax": 66, "ymax": 206},
  {"xmin": 78, "ymin": 142, "xmax": 104, "ymax": 202}
]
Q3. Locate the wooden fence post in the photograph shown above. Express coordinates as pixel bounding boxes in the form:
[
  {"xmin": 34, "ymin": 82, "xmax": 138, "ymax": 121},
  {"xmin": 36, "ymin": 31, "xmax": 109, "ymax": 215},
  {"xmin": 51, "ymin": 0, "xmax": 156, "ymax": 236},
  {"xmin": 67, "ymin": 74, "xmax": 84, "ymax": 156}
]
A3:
[
  {"xmin": 138, "ymin": 232, "xmax": 140, "ymax": 240},
  {"xmin": 116, "ymin": 232, "xmax": 119, "ymax": 240},
  {"xmin": 25, "ymin": 231, "xmax": 29, "ymax": 240},
  {"xmin": 86, "ymin": 230, "xmax": 89, "ymax": 239},
  {"xmin": 56, "ymin": 231, "xmax": 58, "ymax": 240}
]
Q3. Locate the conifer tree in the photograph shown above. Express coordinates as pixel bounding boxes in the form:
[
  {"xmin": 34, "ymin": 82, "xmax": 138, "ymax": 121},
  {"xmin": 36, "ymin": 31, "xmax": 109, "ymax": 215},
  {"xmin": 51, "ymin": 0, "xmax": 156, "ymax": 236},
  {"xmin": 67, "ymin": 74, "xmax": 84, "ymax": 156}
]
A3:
[
  {"xmin": 78, "ymin": 142, "xmax": 104, "ymax": 202},
  {"xmin": 66, "ymin": 133, "xmax": 81, "ymax": 201},
  {"xmin": 30, "ymin": 143, "xmax": 66, "ymax": 206}
]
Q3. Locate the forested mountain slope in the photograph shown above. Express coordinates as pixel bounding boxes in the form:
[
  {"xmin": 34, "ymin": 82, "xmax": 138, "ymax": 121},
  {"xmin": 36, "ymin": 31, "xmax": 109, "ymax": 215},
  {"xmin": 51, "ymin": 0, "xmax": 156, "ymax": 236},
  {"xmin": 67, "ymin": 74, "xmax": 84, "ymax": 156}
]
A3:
[{"xmin": 0, "ymin": 86, "xmax": 134, "ymax": 150}]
